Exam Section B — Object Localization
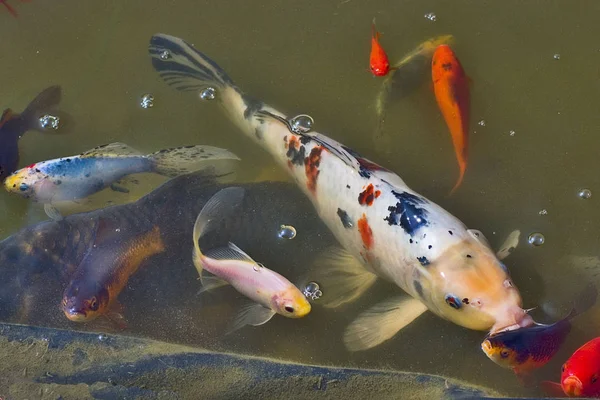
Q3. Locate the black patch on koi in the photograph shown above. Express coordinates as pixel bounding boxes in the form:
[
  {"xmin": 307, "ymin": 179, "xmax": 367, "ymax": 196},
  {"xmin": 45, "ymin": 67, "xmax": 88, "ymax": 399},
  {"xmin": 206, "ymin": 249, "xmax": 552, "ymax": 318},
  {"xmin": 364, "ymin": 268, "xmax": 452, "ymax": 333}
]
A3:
[
  {"xmin": 417, "ymin": 256, "xmax": 430, "ymax": 267},
  {"xmin": 442, "ymin": 63, "xmax": 453, "ymax": 71},
  {"xmin": 414, "ymin": 280, "xmax": 425, "ymax": 298},
  {"xmin": 286, "ymin": 143, "xmax": 306, "ymax": 166},
  {"xmin": 299, "ymin": 135, "xmax": 312, "ymax": 145},
  {"xmin": 242, "ymin": 94, "xmax": 263, "ymax": 120},
  {"xmin": 384, "ymin": 191, "xmax": 429, "ymax": 236},
  {"xmin": 337, "ymin": 208, "xmax": 353, "ymax": 229}
]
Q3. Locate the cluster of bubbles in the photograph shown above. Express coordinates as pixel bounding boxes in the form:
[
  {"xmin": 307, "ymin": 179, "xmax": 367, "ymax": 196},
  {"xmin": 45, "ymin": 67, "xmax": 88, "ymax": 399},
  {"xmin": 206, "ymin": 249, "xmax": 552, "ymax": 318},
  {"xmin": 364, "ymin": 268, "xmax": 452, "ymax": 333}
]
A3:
[
  {"xmin": 278, "ymin": 224, "xmax": 297, "ymax": 240},
  {"xmin": 553, "ymin": 54, "xmax": 561, "ymax": 60},
  {"xmin": 478, "ymin": 120, "xmax": 486, "ymax": 127},
  {"xmin": 140, "ymin": 94, "xmax": 154, "ymax": 109},
  {"xmin": 303, "ymin": 282, "xmax": 323, "ymax": 301},
  {"xmin": 424, "ymin": 12, "xmax": 437, "ymax": 21},
  {"xmin": 538, "ymin": 209, "xmax": 548, "ymax": 216},
  {"xmin": 509, "ymin": 130, "xmax": 516, "ymax": 136},
  {"xmin": 160, "ymin": 50, "xmax": 171, "ymax": 60},
  {"xmin": 578, "ymin": 188, "xmax": 592, "ymax": 199},
  {"xmin": 39, "ymin": 114, "xmax": 60, "ymax": 130}
]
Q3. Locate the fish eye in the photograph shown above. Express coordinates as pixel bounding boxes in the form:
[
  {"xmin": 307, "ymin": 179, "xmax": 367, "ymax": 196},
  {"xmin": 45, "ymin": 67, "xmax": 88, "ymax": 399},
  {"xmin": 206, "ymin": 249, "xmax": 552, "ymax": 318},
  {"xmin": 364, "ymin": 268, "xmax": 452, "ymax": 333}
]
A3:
[
  {"xmin": 284, "ymin": 305, "xmax": 294, "ymax": 313},
  {"xmin": 445, "ymin": 294, "xmax": 462, "ymax": 310},
  {"xmin": 89, "ymin": 297, "xmax": 99, "ymax": 311},
  {"xmin": 592, "ymin": 374, "xmax": 598, "ymax": 384},
  {"xmin": 500, "ymin": 350, "xmax": 510, "ymax": 358}
]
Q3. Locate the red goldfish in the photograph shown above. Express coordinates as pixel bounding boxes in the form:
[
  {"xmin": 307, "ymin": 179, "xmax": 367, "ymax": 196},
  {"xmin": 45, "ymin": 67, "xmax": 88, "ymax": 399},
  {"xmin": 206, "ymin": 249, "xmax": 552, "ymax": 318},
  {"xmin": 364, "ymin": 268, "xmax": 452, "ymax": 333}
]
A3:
[
  {"xmin": 542, "ymin": 337, "xmax": 600, "ymax": 398},
  {"xmin": 431, "ymin": 44, "xmax": 470, "ymax": 194},
  {"xmin": 369, "ymin": 20, "xmax": 391, "ymax": 77}
]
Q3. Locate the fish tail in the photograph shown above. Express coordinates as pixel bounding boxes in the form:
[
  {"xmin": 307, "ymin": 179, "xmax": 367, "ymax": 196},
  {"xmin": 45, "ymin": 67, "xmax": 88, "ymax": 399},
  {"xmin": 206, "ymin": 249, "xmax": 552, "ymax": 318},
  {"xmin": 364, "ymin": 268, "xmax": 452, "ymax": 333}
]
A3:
[
  {"xmin": 192, "ymin": 187, "xmax": 246, "ymax": 280},
  {"xmin": 148, "ymin": 145, "xmax": 240, "ymax": 178},
  {"xmin": 449, "ymin": 165, "xmax": 466, "ymax": 195},
  {"xmin": 20, "ymin": 85, "xmax": 62, "ymax": 133},
  {"xmin": 149, "ymin": 33, "xmax": 235, "ymax": 93}
]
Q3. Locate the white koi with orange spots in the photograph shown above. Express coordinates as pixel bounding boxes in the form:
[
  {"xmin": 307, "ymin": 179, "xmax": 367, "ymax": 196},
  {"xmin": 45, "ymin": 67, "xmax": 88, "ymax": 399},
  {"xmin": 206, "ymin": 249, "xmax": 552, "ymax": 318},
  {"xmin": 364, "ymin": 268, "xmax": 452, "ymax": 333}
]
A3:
[{"xmin": 149, "ymin": 34, "xmax": 534, "ymax": 351}]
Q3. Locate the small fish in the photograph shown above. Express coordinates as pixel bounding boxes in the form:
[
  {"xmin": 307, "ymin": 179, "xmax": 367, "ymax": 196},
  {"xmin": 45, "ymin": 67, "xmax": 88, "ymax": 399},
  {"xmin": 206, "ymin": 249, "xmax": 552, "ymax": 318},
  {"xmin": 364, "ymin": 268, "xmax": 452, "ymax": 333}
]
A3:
[
  {"xmin": 369, "ymin": 20, "xmax": 392, "ymax": 77},
  {"xmin": 374, "ymin": 35, "xmax": 454, "ymax": 139},
  {"xmin": 481, "ymin": 283, "xmax": 597, "ymax": 381},
  {"xmin": 192, "ymin": 186, "xmax": 311, "ymax": 333},
  {"xmin": 432, "ymin": 45, "xmax": 471, "ymax": 194},
  {"xmin": 4, "ymin": 142, "xmax": 239, "ymax": 219},
  {"xmin": 542, "ymin": 337, "xmax": 600, "ymax": 398},
  {"xmin": 61, "ymin": 221, "xmax": 165, "ymax": 324},
  {"xmin": 0, "ymin": 85, "xmax": 63, "ymax": 182}
]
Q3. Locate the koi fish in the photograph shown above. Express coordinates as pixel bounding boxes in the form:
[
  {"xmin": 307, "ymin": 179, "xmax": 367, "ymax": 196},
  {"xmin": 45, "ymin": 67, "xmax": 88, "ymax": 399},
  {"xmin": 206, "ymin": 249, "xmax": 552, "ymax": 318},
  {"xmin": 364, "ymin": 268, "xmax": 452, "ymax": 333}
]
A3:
[
  {"xmin": 192, "ymin": 186, "xmax": 311, "ymax": 333},
  {"xmin": 61, "ymin": 221, "xmax": 165, "ymax": 324},
  {"xmin": 481, "ymin": 283, "xmax": 597, "ymax": 381},
  {"xmin": 370, "ymin": 20, "xmax": 392, "ymax": 77},
  {"xmin": 149, "ymin": 34, "xmax": 534, "ymax": 351},
  {"xmin": 432, "ymin": 45, "xmax": 471, "ymax": 194},
  {"xmin": 4, "ymin": 142, "xmax": 239, "ymax": 219},
  {"xmin": 542, "ymin": 337, "xmax": 600, "ymax": 398},
  {"xmin": 0, "ymin": 85, "xmax": 63, "ymax": 182},
  {"xmin": 374, "ymin": 35, "xmax": 454, "ymax": 139}
]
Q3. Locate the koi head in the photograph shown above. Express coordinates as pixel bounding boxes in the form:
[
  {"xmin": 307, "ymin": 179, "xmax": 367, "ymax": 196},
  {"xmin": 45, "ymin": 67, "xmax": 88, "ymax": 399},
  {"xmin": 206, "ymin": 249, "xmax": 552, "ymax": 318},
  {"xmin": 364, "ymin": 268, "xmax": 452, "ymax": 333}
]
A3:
[
  {"xmin": 271, "ymin": 285, "xmax": 311, "ymax": 319},
  {"xmin": 3, "ymin": 165, "xmax": 52, "ymax": 201},
  {"xmin": 424, "ymin": 232, "xmax": 533, "ymax": 333},
  {"xmin": 431, "ymin": 44, "xmax": 464, "ymax": 83},
  {"xmin": 61, "ymin": 281, "xmax": 110, "ymax": 322}
]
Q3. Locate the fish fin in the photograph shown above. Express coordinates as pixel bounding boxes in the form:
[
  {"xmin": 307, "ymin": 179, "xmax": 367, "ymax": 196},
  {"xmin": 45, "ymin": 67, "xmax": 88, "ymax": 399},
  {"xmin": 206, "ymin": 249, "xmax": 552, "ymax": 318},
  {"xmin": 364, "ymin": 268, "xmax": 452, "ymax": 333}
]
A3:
[
  {"xmin": 192, "ymin": 187, "xmax": 246, "ymax": 280},
  {"xmin": 109, "ymin": 183, "xmax": 130, "ymax": 193},
  {"xmin": 197, "ymin": 274, "xmax": 230, "ymax": 295},
  {"xmin": 81, "ymin": 142, "xmax": 143, "ymax": 158},
  {"xmin": 226, "ymin": 303, "xmax": 276, "ymax": 335},
  {"xmin": 467, "ymin": 229, "xmax": 492, "ymax": 249},
  {"xmin": 20, "ymin": 85, "xmax": 62, "ymax": 133},
  {"xmin": 204, "ymin": 242, "xmax": 256, "ymax": 264},
  {"xmin": 105, "ymin": 303, "xmax": 128, "ymax": 330},
  {"xmin": 148, "ymin": 145, "xmax": 240, "ymax": 178},
  {"xmin": 343, "ymin": 296, "xmax": 428, "ymax": 352},
  {"xmin": 44, "ymin": 204, "xmax": 63, "ymax": 221},
  {"xmin": 149, "ymin": 33, "xmax": 234, "ymax": 92},
  {"xmin": 496, "ymin": 229, "xmax": 521, "ymax": 260},
  {"xmin": 310, "ymin": 247, "xmax": 378, "ymax": 308},
  {"xmin": 540, "ymin": 381, "xmax": 566, "ymax": 397}
]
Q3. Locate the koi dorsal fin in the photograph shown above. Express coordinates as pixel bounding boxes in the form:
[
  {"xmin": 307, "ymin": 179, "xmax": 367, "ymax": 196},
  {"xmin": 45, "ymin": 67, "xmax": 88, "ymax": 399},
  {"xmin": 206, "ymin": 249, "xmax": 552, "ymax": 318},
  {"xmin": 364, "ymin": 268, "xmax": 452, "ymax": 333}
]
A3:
[{"xmin": 80, "ymin": 142, "xmax": 143, "ymax": 158}]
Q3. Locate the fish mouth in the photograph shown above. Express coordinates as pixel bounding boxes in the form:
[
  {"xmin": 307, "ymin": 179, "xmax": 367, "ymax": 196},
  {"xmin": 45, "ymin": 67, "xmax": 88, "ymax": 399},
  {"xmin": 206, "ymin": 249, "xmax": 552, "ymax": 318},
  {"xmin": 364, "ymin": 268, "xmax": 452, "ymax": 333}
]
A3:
[
  {"xmin": 480, "ymin": 339, "xmax": 493, "ymax": 355},
  {"xmin": 490, "ymin": 309, "xmax": 535, "ymax": 335},
  {"xmin": 563, "ymin": 376, "xmax": 583, "ymax": 397},
  {"xmin": 63, "ymin": 307, "xmax": 88, "ymax": 322}
]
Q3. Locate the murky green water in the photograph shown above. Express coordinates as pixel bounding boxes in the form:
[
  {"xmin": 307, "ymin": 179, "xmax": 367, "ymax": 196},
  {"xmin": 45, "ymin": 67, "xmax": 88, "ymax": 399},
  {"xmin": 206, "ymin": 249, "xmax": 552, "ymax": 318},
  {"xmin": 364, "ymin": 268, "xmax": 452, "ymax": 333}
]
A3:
[{"xmin": 1, "ymin": 0, "xmax": 600, "ymax": 398}]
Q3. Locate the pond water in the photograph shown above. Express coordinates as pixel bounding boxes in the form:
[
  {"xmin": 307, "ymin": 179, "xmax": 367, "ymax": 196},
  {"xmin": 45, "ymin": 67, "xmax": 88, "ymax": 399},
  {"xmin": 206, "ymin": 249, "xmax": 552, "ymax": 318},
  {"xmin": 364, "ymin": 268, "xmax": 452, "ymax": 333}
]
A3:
[{"xmin": 1, "ymin": 0, "xmax": 600, "ymax": 398}]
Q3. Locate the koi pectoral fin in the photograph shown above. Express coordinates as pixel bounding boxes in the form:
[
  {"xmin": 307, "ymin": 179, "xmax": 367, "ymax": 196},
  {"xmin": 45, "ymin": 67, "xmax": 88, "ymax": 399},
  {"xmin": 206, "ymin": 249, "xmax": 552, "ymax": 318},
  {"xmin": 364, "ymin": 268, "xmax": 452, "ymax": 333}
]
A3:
[
  {"xmin": 226, "ymin": 303, "xmax": 275, "ymax": 335},
  {"xmin": 196, "ymin": 273, "xmax": 230, "ymax": 295},
  {"xmin": 343, "ymin": 296, "xmax": 428, "ymax": 352},
  {"xmin": 496, "ymin": 229, "xmax": 521, "ymax": 261},
  {"xmin": 309, "ymin": 247, "xmax": 378, "ymax": 309}
]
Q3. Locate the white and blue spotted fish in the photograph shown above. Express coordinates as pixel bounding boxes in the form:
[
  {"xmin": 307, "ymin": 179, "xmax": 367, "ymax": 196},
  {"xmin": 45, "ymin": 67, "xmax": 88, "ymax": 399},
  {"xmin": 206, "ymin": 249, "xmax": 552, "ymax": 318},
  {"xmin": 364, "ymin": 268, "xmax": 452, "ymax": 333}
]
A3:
[
  {"xmin": 4, "ymin": 142, "xmax": 239, "ymax": 219},
  {"xmin": 149, "ymin": 34, "xmax": 534, "ymax": 351}
]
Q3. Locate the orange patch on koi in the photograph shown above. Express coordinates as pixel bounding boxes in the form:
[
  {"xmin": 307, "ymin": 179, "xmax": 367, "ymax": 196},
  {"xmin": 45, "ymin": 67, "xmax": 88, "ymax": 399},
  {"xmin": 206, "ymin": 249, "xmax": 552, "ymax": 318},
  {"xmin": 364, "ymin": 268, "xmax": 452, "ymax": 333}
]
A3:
[
  {"xmin": 357, "ymin": 213, "xmax": 374, "ymax": 250},
  {"xmin": 358, "ymin": 183, "xmax": 381, "ymax": 206},
  {"xmin": 305, "ymin": 146, "xmax": 323, "ymax": 195}
]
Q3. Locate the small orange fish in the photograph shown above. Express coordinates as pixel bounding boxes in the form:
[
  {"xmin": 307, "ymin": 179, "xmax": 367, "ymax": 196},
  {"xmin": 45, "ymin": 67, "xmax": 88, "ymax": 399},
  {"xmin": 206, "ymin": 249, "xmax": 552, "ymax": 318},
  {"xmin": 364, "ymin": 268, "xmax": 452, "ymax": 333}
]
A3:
[
  {"xmin": 431, "ymin": 45, "xmax": 470, "ymax": 194},
  {"xmin": 369, "ymin": 20, "xmax": 391, "ymax": 77}
]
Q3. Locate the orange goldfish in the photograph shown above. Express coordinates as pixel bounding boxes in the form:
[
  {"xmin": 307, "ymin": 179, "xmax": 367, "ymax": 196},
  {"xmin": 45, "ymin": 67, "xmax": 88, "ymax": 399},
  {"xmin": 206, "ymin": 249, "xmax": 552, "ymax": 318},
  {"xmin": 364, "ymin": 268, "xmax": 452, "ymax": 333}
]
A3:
[
  {"xmin": 431, "ymin": 44, "xmax": 470, "ymax": 194},
  {"xmin": 369, "ymin": 20, "xmax": 391, "ymax": 77}
]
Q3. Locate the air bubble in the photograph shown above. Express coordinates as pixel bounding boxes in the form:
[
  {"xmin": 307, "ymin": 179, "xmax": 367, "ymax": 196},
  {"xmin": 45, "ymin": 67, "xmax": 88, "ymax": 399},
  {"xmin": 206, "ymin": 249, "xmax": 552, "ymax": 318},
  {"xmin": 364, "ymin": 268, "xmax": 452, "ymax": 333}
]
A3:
[
  {"xmin": 527, "ymin": 232, "xmax": 545, "ymax": 247},
  {"xmin": 289, "ymin": 114, "xmax": 314, "ymax": 134},
  {"xmin": 303, "ymin": 282, "xmax": 323, "ymax": 301},
  {"xmin": 278, "ymin": 224, "xmax": 297, "ymax": 240},
  {"xmin": 553, "ymin": 54, "xmax": 561, "ymax": 60},
  {"xmin": 424, "ymin": 12, "xmax": 437, "ymax": 21},
  {"xmin": 253, "ymin": 262, "xmax": 265, "ymax": 272},
  {"xmin": 538, "ymin": 209, "xmax": 548, "ymax": 216},
  {"xmin": 160, "ymin": 50, "xmax": 171, "ymax": 60},
  {"xmin": 478, "ymin": 120, "xmax": 486, "ymax": 126},
  {"xmin": 140, "ymin": 94, "xmax": 154, "ymax": 109},
  {"xmin": 200, "ymin": 87, "xmax": 216, "ymax": 100},
  {"xmin": 509, "ymin": 130, "xmax": 516, "ymax": 136},
  {"xmin": 39, "ymin": 114, "xmax": 60, "ymax": 130},
  {"xmin": 578, "ymin": 189, "xmax": 592, "ymax": 199}
]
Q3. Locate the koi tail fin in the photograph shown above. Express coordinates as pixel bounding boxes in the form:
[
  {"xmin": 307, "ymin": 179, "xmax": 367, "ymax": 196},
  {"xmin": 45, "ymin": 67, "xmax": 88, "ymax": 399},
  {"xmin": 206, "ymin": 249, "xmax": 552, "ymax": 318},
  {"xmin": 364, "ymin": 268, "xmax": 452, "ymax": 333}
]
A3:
[
  {"xmin": 192, "ymin": 187, "xmax": 245, "ymax": 282},
  {"xmin": 148, "ymin": 145, "xmax": 240, "ymax": 179},
  {"xmin": 449, "ymin": 164, "xmax": 466, "ymax": 195},
  {"xmin": 149, "ymin": 33, "xmax": 235, "ymax": 93},
  {"xmin": 20, "ymin": 85, "xmax": 65, "ymax": 134}
]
